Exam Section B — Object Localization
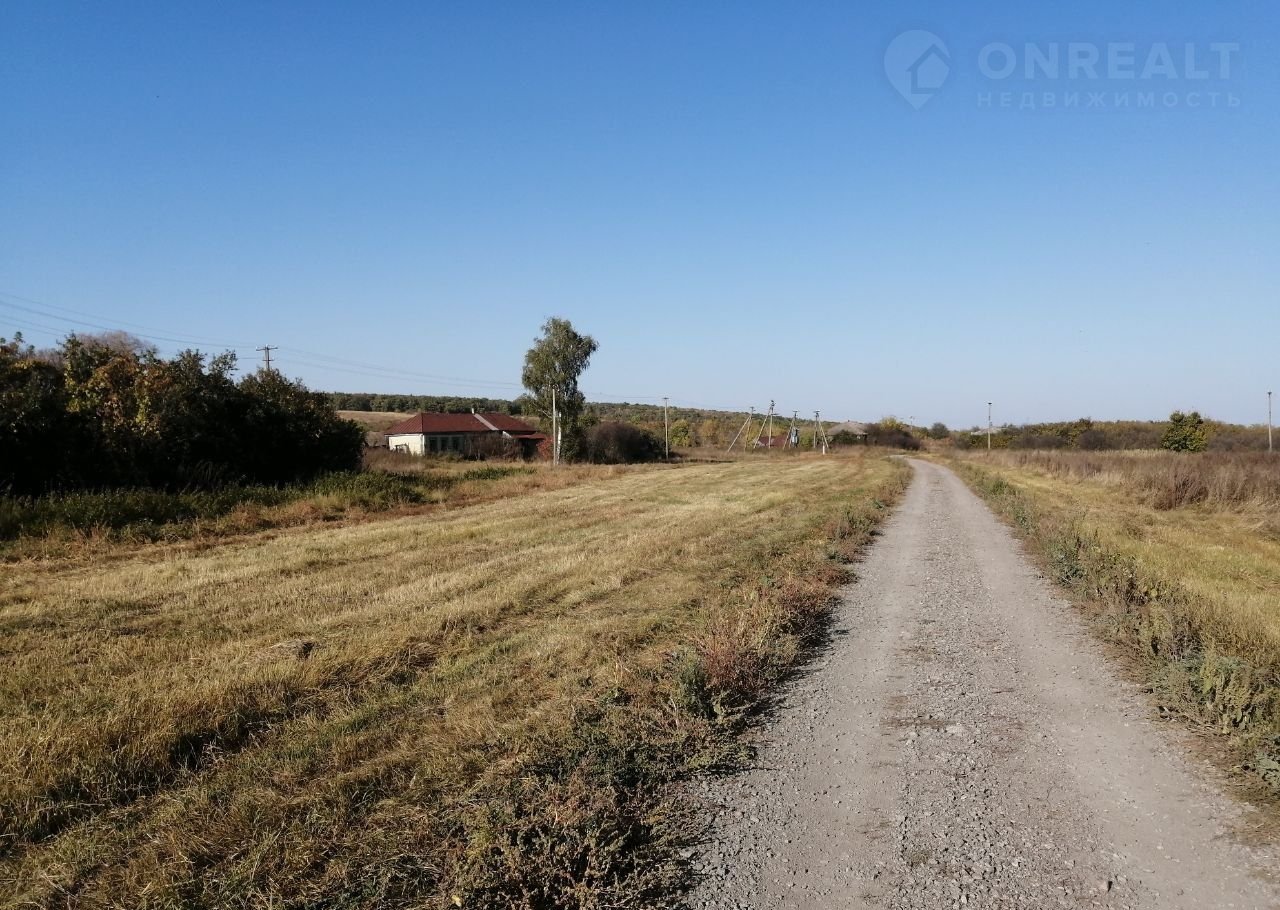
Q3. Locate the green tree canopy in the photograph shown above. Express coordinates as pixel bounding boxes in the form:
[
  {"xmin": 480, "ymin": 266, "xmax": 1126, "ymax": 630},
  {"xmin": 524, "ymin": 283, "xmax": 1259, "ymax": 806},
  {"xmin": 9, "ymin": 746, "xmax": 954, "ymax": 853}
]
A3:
[
  {"xmin": 520, "ymin": 318, "xmax": 598, "ymax": 456},
  {"xmin": 0, "ymin": 333, "xmax": 362, "ymax": 494},
  {"xmin": 1161, "ymin": 411, "xmax": 1209, "ymax": 453}
]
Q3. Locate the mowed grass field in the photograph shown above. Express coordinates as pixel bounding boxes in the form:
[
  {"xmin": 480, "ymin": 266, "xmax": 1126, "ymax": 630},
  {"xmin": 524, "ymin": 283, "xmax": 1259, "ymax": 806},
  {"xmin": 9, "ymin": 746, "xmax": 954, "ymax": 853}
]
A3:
[
  {"xmin": 1, "ymin": 453, "xmax": 907, "ymax": 908},
  {"xmin": 952, "ymin": 450, "xmax": 1280, "ymax": 796}
]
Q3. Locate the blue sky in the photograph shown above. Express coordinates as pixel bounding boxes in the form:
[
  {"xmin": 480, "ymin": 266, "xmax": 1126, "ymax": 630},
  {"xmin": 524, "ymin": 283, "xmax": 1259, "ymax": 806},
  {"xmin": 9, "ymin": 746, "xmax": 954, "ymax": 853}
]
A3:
[{"xmin": 2, "ymin": 2, "xmax": 1276, "ymax": 428}]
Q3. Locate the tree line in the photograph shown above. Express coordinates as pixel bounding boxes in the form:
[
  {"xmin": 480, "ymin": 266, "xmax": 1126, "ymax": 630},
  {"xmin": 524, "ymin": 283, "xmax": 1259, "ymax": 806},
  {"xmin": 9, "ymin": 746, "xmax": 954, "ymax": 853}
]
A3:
[
  {"xmin": 950, "ymin": 413, "xmax": 1268, "ymax": 453},
  {"xmin": 1, "ymin": 333, "xmax": 363, "ymax": 495}
]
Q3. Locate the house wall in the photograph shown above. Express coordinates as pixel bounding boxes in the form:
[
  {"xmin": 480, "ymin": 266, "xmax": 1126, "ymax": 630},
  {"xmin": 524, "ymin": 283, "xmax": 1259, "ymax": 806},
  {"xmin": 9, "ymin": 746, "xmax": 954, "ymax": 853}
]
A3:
[
  {"xmin": 386, "ymin": 433, "xmax": 426, "ymax": 455},
  {"xmin": 385, "ymin": 432, "xmax": 487, "ymax": 456}
]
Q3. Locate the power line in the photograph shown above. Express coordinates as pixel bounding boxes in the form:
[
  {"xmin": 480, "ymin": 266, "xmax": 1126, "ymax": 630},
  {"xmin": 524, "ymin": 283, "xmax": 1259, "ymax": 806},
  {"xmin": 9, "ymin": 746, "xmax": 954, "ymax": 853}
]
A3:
[
  {"xmin": 0, "ymin": 290, "xmax": 833, "ymax": 418},
  {"xmin": 0, "ymin": 291, "xmax": 256, "ymax": 349},
  {"xmin": 0, "ymin": 294, "xmax": 527, "ymax": 390}
]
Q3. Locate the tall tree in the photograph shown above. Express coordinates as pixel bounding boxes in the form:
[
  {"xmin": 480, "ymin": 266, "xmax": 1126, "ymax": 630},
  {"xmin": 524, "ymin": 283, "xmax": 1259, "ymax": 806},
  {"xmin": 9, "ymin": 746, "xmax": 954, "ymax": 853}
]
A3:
[{"xmin": 520, "ymin": 318, "xmax": 598, "ymax": 457}]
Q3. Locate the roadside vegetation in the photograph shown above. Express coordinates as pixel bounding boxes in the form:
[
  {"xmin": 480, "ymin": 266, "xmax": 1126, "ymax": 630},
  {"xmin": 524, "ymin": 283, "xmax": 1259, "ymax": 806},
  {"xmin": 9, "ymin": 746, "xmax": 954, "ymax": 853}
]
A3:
[
  {"xmin": 0, "ymin": 332, "xmax": 363, "ymax": 496},
  {"xmin": 0, "ymin": 458, "xmax": 562, "ymax": 556},
  {"xmin": 948, "ymin": 413, "xmax": 1271, "ymax": 452},
  {"xmin": 951, "ymin": 449, "xmax": 1280, "ymax": 796},
  {"xmin": 0, "ymin": 453, "xmax": 909, "ymax": 908}
]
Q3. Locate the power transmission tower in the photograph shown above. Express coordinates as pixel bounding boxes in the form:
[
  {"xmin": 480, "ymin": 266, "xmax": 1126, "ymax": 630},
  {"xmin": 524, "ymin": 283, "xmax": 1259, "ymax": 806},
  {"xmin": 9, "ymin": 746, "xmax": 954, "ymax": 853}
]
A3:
[
  {"xmin": 785, "ymin": 410, "xmax": 799, "ymax": 447},
  {"xmin": 256, "ymin": 345, "xmax": 277, "ymax": 371},
  {"xmin": 726, "ymin": 407, "xmax": 755, "ymax": 453},
  {"xmin": 663, "ymin": 396, "xmax": 670, "ymax": 460}
]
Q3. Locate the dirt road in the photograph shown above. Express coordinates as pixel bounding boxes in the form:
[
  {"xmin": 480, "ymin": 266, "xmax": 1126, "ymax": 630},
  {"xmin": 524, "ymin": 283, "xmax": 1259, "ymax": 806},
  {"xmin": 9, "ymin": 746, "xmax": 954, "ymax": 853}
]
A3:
[{"xmin": 688, "ymin": 459, "xmax": 1278, "ymax": 910}]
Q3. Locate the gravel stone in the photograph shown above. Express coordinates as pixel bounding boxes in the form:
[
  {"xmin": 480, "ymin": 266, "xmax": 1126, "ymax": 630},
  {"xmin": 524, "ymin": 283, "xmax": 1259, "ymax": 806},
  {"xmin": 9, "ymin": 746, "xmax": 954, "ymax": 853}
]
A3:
[{"xmin": 684, "ymin": 459, "xmax": 1279, "ymax": 910}]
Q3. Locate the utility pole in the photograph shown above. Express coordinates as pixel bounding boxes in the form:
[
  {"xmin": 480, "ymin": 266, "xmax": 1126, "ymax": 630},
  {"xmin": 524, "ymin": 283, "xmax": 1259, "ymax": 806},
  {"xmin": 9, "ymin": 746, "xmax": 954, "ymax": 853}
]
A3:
[
  {"xmin": 813, "ymin": 411, "xmax": 828, "ymax": 455},
  {"xmin": 726, "ymin": 407, "xmax": 754, "ymax": 453},
  {"xmin": 752, "ymin": 400, "xmax": 775, "ymax": 449},
  {"xmin": 987, "ymin": 401, "xmax": 993, "ymax": 452},
  {"xmin": 551, "ymin": 387, "xmax": 559, "ymax": 466},
  {"xmin": 663, "ymin": 396, "xmax": 670, "ymax": 460},
  {"xmin": 256, "ymin": 345, "xmax": 277, "ymax": 371},
  {"xmin": 1269, "ymin": 390, "xmax": 1274, "ymax": 453}
]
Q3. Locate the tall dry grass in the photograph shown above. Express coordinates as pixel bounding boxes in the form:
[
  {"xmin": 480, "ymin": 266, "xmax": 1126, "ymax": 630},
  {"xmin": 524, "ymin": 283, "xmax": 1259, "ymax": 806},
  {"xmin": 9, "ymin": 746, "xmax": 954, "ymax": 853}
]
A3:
[
  {"xmin": 0, "ymin": 454, "xmax": 908, "ymax": 907},
  {"xmin": 981, "ymin": 449, "xmax": 1280, "ymax": 513},
  {"xmin": 953, "ymin": 451, "xmax": 1280, "ymax": 798}
]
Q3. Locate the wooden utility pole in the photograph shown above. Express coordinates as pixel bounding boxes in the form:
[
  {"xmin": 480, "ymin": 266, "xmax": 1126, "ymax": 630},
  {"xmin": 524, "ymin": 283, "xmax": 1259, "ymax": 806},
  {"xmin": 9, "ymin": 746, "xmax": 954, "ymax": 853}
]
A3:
[
  {"xmin": 551, "ymin": 387, "xmax": 559, "ymax": 465},
  {"xmin": 987, "ymin": 401, "xmax": 993, "ymax": 452},
  {"xmin": 663, "ymin": 396, "xmax": 670, "ymax": 460},
  {"xmin": 751, "ymin": 400, "xmax": 775, "ymax": 449},
  {"xmin": 1269, "ymin": 391, "xmax": 1274, "ymax": 453},
  {"xmin": 726, "ymin": 407, "xmax": 755, "ymax": 453},
  {"xmin": 813, "ymin": 411, "xmax": 828, "ymax": 455}
]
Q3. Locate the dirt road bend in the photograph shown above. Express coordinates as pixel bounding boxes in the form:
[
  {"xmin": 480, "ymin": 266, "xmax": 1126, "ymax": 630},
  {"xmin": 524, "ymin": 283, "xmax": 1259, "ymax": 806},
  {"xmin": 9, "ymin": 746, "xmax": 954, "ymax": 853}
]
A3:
[{"xmin": 689, "ymin": 458, "xmax": 1278, "ymax": 910}]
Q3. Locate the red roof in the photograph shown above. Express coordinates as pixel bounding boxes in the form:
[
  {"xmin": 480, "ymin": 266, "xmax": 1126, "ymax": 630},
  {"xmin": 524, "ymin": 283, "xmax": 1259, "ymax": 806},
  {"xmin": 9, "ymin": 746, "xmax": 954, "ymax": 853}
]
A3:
[
  {"xmin": 477, "ymin": 412, "xmax": 542, "ymax": 434},
  {"xmin": 384, "ymin": 412, "xmax": 540, "ymax": 436}
]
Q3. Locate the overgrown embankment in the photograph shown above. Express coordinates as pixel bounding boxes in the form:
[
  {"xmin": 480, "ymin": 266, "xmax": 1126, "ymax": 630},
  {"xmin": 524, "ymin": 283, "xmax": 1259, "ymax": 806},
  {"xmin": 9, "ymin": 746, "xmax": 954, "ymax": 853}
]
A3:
[
  {"xmin": 951, "ymin": 452, "xmax": 1280, "ymax": 797},
  {"xmin": 1, "ymin": 454, "xmax": 909, "ymax": 908}
]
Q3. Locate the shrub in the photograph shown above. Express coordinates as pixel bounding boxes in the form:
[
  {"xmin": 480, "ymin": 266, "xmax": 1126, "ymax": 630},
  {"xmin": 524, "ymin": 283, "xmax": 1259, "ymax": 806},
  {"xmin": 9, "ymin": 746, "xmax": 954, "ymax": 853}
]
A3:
[
  {"xmin": 863, "ymin": 425, "xmax": 922, "ymax": 451},
  {"xmin": 1162, "ymin": 411, "xmax": 1209, "ymax": 453},
  {"xmin": 583, "ymin": 422, "xmax": 664, "ymax": 464},
  {"xmin": 0, "ymin": 334, "xmax": 364, "ymax": 494}
]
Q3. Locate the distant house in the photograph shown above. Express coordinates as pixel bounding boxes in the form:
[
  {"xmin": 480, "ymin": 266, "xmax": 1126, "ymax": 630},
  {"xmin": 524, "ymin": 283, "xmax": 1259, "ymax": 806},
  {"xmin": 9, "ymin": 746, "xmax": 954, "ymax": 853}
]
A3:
[
  {"xmin": 826, "ymin": 421, "xmax": 870, "ymax": 439},
  {"xmin": 755, "ymin": 427, "xmax": 801, "ymax": 448},
  {"xmin": 384, "ymin": 412, "xmax": 546, "ymax": 458}
]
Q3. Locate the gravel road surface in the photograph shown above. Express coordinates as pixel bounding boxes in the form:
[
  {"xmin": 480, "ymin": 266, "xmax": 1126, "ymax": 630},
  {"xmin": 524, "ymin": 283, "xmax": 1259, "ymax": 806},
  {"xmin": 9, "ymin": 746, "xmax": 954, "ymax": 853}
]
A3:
[{"xmin": 688, "ymin": 458, "xmax": 1278, "ymax": 910}]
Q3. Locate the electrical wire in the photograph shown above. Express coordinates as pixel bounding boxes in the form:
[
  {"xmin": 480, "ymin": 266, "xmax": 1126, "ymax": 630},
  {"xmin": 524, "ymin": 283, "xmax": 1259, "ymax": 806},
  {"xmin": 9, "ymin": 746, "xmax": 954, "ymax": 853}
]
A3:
[{"xmin": 0, "ymin": 289, "xmax": 759, "ymax": 414}]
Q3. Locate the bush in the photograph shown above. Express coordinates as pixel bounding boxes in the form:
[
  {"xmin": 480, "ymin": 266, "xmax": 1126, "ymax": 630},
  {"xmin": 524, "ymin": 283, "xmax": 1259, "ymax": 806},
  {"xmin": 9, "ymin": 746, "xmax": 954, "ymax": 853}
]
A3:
[
  {"xmin": 1162, "ymin": 411, "xmax": 1209, "ymax": 453},
  {"xmin": 582, "ymin": 422, "xmax": 664, "ymax": 464},
  {"xmin": 0, "ymin": 334, "xmax": 363, "ymax": 494},
  {"xmin": 863, "ymin": 425, "xmax": 922, "ymax": 451}
]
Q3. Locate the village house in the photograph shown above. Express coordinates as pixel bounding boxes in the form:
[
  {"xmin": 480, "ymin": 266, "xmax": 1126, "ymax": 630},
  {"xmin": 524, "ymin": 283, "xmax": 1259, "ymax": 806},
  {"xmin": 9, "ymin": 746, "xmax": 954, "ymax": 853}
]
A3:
[{"xmin": 384, "ymin": 411, "xmax": 545, "ymax": 457}]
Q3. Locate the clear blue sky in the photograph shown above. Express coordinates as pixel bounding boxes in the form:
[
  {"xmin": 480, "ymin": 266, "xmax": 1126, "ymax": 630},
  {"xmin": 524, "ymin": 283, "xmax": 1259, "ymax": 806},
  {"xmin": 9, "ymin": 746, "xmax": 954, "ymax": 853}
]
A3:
[{"xmin": 2, "ymin": 1, "xmax": 1276, "ymax": 428}]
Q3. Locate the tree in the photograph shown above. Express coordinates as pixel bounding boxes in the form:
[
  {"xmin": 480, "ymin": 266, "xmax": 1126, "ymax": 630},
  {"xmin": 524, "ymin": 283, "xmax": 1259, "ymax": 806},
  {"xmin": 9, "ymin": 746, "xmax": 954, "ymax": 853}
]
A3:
[
  {"xmin": 696, "ymin": 418, "xmax": 722, "ymax": 446},
  {"xmin": 928, "ymin": 422, "xmax": 950, "ymax": 440},
  {"xmin": 669, "ymin": 418, "xmax": 692, "ymax": 448},
  {"xmin": 0, "ymin": 333, "xmax": 363, "ymax": 494},
  {"xmin": 519, "ymin": 318, "xmax": 598, "ymax": 459},
  {"xmin": 1161, "ymin": 411, "xmax": 1208, "ymax": 453}
]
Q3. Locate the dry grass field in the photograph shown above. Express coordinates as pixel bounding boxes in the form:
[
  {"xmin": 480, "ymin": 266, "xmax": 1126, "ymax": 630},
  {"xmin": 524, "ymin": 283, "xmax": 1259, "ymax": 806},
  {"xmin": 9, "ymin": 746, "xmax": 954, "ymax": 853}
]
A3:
[
  {"xmin": 0, "ymin": 453, "xmax": 908, "ymax": 907},
  {"xmin": 952, "ymin": 450, "xmax": 1280, "ymax": 795}
]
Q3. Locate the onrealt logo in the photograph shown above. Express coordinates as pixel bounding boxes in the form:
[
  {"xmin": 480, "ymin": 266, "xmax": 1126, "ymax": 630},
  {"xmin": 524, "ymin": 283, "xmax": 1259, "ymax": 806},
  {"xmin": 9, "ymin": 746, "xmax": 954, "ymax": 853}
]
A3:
[
  {"xmin": 885, "ymin": 34, "xmax": 1242, "ymax": 111},
  {"xmin": 977, "ymin": 42, "xmax": 1238, "ymax": 81}
]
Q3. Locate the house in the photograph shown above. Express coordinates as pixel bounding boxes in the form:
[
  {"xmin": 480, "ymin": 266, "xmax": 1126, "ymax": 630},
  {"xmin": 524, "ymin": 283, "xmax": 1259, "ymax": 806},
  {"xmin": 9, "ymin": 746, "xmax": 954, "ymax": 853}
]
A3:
[
  {"xmin": 755, "ymin": 427, "xmax": 801, "ymax": 448},
  {"xmin": 826, "ymin": 421, "xmax": 870, "ymax": 440},
  {"xmin": 384, "ymin": 411, "xmax": 546, "ymax": 458}
]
